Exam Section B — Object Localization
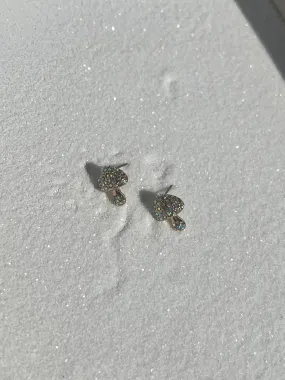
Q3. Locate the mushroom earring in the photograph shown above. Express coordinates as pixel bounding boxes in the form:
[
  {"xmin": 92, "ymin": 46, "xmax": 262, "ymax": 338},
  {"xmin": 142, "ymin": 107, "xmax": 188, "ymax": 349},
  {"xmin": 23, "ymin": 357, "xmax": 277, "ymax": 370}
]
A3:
[
  {"xmin": 98, "ymin": 164, "xmax": 128, "ymax": 206},
  {"xmin": 153, "ymin": 185, "xmax": 186, "ymax": 231}
]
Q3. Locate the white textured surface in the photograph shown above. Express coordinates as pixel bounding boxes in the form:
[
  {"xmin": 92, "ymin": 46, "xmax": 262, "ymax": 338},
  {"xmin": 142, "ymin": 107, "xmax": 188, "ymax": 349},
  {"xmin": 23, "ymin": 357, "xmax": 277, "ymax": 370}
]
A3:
[{"xmin": 1, "ymin": 1, "xmax": 285, "ymax": 379}]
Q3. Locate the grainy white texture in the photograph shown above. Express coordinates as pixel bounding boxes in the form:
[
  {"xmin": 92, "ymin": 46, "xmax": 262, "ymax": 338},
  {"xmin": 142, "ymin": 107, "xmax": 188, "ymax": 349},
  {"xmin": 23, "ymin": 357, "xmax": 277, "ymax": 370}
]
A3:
[{"xmin": 1, "ymin": 1, "xmax": 285, "ymax": 379}]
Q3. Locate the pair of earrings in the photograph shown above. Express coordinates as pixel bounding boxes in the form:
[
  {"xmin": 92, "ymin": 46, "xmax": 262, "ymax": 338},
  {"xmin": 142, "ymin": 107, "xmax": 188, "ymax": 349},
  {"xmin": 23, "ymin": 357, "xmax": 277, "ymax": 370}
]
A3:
[{"xmin": 97, "ymin": 164, "xmax": 186, "ymax": 231}]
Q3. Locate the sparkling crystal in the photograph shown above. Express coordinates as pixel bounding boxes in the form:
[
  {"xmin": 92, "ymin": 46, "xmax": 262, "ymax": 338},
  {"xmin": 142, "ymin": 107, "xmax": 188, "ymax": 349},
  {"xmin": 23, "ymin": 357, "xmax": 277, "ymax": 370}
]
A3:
[
  {"xmin": 98, "ymin": 166, "xmax": 128, "ymax": 192},
  {"xmin": 153, "ymin": 194, "xmax": 184, "ymax": 221},
  {"xmin": 152, "ymin": 193, "xmax": 185, "ymax": 231},
  {"xmin": 171, "ymin": 215, "xmax": 186, "ymax": 231},
  {"xmin": 113, "ymin": 188, "xmax": 126, "ymax": 206}
]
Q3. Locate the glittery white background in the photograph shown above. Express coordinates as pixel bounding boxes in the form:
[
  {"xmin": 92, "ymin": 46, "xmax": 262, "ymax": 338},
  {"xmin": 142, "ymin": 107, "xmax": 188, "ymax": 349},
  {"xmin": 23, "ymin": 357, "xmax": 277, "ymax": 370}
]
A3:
[{"xmin": 1, "ymin": 0, "xmax": 285, "ymax": 379}]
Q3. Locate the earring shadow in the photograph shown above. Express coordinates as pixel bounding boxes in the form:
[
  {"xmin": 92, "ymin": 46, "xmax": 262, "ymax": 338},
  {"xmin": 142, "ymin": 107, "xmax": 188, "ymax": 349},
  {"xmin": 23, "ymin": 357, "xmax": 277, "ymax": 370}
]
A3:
[
  {"xmin": 85, "ymin": 162, "xmax": 102, "ymax": 191},
  {"xmin": 139, "ymin": 189, "xmax": 157, "ymax": 219}
]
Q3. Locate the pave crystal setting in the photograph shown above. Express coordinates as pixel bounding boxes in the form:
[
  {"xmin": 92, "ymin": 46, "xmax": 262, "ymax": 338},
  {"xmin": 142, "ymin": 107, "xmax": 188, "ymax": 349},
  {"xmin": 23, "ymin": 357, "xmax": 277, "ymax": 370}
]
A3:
[
  {"xmin": 153, "ymin": 193, "xmax": 186, "ymax": 231},
  {"xmin": 171, "ymin": 215, "xmax": 186, "ymax": 231},
  {"xmin": 98, "ymin": 166, "xmax": 128, "ymax": 192},
  {"xmin": 98, "ymin": 166, "xmax": 128, "ymax": 206},
  {"xmin": 112, "ymin": 188, "xmax": 126, "ymax": 206}
]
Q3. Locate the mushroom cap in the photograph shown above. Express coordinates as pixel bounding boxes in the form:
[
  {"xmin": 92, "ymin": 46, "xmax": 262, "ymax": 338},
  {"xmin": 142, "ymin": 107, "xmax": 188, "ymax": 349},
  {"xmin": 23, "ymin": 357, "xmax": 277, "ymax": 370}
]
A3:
[
  {"xmin": 98, "ymin": 166, "xmax": 128, "ymax": 192},
  {"xmin": 153, "ymin": 194, "xmax": 184, "ymax": 221}
]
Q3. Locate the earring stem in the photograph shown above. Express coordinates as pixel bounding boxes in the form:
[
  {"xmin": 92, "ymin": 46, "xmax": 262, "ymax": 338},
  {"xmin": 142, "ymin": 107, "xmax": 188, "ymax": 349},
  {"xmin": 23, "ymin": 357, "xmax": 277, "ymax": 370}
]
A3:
[
  {"xmin": 165, "ymin": 185, "xmax": 173, "ymax": 195},
  {"xmin": 117, "ymin": 163, "xmax": 129, "ymax": 168}
]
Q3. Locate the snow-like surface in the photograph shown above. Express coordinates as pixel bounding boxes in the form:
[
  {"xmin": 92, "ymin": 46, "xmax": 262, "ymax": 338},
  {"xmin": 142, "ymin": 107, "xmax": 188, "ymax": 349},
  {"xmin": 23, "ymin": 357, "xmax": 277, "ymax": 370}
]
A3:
[{"xmin": 1, "ymin": 1, "xmax": 285, "ymax": 379}]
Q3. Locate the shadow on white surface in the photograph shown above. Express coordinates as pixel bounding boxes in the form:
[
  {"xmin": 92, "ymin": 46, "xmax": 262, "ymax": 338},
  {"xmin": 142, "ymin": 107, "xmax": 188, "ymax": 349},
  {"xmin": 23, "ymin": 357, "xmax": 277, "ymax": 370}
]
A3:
[
  {"xmin": 139, "ymin": 189, "xmax": 157, "ymax": 217},
  {"xmin": 235, "ymin": 0, "xmax": 285, "ymax": 79},
  {"xmin": 85, "ymin": 162, "xmax": 102, "ymax": 191}
]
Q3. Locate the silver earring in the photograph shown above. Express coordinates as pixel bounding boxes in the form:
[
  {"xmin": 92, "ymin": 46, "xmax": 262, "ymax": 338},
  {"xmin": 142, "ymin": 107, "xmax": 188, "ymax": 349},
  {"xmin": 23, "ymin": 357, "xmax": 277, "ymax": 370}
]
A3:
[
  {"xmin": 153, "ymin": 185, "xmax": 186, "ymax": 231},
  {"xmin": 98, "ymin": 164, "xmax": 128, "ymax": 206}
]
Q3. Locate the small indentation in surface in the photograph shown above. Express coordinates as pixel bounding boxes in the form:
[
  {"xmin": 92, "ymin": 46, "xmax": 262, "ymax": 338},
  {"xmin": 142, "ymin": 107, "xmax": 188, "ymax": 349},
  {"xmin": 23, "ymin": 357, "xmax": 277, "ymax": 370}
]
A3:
[
  {"xmin": 65, "ymin": 199, "xmax": 78, "ymax": 212},
  {"xmin": 161, "ymin": 71, "xmax": 179, "ymax": 99},
  {"xmin": 158, "ymin": 164, "xmax": 174, "ymax": 180}
]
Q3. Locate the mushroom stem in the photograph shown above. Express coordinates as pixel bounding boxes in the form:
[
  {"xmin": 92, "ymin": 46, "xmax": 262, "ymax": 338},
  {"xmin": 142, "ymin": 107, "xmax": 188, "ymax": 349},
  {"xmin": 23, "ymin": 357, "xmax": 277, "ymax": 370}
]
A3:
[
  {"xmin": 111, "ymin": 188, "xmax": 126, "ymax": 206},
  {"xmin": 170, "ymin": 215, "xmax": 186, "ymax": 231}
]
